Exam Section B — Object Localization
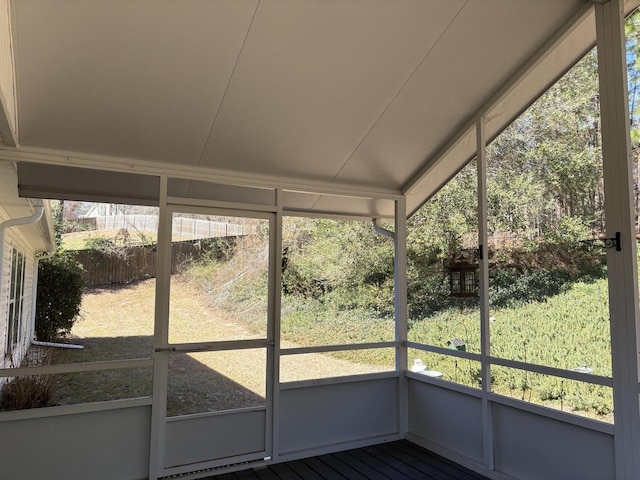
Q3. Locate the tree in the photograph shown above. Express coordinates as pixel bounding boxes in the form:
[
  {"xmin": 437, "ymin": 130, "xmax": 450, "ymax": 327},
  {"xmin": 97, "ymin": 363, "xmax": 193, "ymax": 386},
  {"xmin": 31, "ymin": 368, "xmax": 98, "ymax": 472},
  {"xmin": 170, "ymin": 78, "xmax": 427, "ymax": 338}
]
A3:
[
  {"xmin": 34, "ymin": 254, "xmax": 84, "ymax": 341},
  {"xmin": 626, "ymin": 9, "xmax": 640, "ymax": 231},
  {"xmin": 485, "ymin": 48, "xmax": 602, "ymax": 242},
  {"xmin": 35, "ymin": 200, "xmax": 85, "ymax": 341}
]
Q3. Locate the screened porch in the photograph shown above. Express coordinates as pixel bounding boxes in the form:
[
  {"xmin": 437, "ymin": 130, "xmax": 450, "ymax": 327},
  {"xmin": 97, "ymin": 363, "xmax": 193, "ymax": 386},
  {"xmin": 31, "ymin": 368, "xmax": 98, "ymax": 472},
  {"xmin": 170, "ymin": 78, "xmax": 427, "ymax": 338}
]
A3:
[{"xmin": 1, "ymin": 1, "xmax": 640, "ymax": 480}]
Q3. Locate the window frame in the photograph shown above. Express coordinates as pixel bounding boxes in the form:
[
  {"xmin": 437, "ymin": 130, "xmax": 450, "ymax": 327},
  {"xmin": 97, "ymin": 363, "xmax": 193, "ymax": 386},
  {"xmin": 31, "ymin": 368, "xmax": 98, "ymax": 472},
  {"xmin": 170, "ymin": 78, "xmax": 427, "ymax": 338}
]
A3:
[{"xmin": 6, "ymin": 247, "xmax": 26, "ymax": 358}]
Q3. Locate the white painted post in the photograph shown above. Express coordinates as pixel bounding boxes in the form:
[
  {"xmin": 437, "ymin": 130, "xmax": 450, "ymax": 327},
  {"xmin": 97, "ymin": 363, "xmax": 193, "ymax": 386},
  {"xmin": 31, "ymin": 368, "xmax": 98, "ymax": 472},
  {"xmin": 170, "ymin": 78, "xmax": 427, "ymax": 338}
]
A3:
[
  {"xmin": 477, "ymin": 116, "xmax": 494, "ymax": 472},
  {"xmin": 270, "ymin": 189, "xmax": 283, "ymax": 461},
  {"xmin": 395, "ymin": 196, "xmax": 409, "ymax": 434},
  {"xmin": 148, "ymin": 175, "xmax": 171, "ymax": 480},
  {"xmin": 594, "ymin": 1, "xmax": 640, "ymax": 478}
]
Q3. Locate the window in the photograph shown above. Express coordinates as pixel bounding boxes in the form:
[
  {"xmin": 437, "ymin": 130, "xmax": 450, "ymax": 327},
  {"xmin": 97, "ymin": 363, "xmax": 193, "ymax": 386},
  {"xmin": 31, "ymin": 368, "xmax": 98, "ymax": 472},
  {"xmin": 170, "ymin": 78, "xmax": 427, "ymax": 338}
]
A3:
[{"xmin": 6, "ymin": 247, "xmax": 26, "ymax": 357}]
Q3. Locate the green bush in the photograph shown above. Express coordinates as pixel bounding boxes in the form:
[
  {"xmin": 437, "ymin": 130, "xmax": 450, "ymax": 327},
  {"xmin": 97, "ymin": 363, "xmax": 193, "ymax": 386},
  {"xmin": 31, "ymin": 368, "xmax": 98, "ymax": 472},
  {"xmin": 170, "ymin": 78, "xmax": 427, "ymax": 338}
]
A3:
[
  {"xmin": 35, "ymin": 254, "xmax": 85, "ymax": 341},
  {"xmin": 488, "ymin": 268, "xmax": 571, "ymax": 308},
  {"xmin": 407, "ymin": 265, "xmax": 451, "ymax": 318},
  {"xmin": 84, "ymin": 236, "xmax": 116, "ymax": 252}
]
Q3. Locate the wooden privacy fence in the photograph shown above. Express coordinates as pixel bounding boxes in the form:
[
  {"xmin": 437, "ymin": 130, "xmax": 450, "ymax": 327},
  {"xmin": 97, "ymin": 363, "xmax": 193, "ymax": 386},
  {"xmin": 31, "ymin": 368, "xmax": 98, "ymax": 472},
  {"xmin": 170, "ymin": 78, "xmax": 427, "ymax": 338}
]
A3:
[{"xmin": 69, "ymin": 238, "xmax": 237, "ymax": 287}]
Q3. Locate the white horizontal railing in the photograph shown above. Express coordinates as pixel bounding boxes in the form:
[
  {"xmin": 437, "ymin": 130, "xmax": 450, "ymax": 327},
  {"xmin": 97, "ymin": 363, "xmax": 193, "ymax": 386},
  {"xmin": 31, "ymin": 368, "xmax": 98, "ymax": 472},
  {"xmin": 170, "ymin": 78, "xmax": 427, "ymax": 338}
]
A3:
[
  {"xmin": 280, "ymin": 341, "xmax": 398, "ymax": 356},
  {"xmin": 405, "ymin": 341, "xmax": 612, "ymax": 387},
  {"xmin": 0, "ymin": 357, "xmax": 152, "ymax": 378}
]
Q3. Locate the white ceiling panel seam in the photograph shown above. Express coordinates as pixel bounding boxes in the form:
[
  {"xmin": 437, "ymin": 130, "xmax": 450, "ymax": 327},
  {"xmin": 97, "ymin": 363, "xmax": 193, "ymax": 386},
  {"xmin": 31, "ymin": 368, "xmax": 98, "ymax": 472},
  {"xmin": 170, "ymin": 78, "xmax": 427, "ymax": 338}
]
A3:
[
  {"xmin": 329, "ymin": 0, "xmax": 470, "ymax": 184},
  {"xmin": 195, "ymin": 0, "xmax": 260, "ymax": 172}
]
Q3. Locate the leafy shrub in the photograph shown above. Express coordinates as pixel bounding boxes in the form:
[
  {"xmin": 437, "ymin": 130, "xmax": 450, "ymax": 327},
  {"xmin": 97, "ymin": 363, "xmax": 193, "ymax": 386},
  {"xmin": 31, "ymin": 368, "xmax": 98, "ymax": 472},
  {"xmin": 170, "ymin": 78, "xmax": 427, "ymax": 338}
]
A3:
[
  {"xmin": 198, "ymin": 237, "xmax": 237, "ymax": 263},
  {"xmin": 84, "ymin": 236, "xmax": 116, "ymax": 252},
  {"xmin": 487, "ymin": 251, "xmax": 606, "ymax": 309},
  {"xmin": 488, "ymin": 268, "xmax": 571, "ymax": 308},
  {"xmin": 407, "ymin": 266, "xmax": 451, "ymax": 318},
  {"xmin": 543, "ymin": 215, "xmax": 593, "ymax": 244},
  {"xmin": 35, "ymin": 254, "xmax": 85, "ymax": 341},
  {"xmin": 281, "ymin": 260, "xmax": 331, "ymax": 297},
  {"xmin": 281, "ymin": 218, "xmax": 394, "ymax": 304}
]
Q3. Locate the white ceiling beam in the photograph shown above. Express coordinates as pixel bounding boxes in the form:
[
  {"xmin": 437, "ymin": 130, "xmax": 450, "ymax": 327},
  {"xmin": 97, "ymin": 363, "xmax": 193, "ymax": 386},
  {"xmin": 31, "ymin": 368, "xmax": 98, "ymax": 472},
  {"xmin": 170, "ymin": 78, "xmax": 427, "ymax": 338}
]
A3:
[{"xmin": 0, "ymin": 145, "xmax": 402, "ymax": 201}]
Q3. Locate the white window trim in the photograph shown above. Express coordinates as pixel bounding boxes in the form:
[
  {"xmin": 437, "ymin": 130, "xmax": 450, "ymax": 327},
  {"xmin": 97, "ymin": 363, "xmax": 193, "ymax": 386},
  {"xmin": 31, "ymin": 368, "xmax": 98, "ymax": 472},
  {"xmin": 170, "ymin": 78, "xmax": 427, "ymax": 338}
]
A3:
[{"xmin": 6, "ymin": 246, "xmax": 26, "ymax": 362}]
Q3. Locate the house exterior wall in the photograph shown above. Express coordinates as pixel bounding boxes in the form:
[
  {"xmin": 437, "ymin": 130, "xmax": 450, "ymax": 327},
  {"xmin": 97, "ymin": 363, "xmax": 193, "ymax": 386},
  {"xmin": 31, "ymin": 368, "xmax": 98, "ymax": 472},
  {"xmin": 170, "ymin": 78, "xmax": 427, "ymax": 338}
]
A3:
[{"xmin": 0, "ymin": 210, "xmax": 38, "ymax": 370}]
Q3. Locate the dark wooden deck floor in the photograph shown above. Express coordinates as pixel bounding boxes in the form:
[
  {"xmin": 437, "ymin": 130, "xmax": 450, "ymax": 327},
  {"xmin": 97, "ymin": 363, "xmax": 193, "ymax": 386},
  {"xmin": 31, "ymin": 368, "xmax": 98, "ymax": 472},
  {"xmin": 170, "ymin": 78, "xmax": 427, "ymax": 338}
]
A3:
[{"xmin": 207, "ymin": 441, "xmax": 490, "ymax": 480}]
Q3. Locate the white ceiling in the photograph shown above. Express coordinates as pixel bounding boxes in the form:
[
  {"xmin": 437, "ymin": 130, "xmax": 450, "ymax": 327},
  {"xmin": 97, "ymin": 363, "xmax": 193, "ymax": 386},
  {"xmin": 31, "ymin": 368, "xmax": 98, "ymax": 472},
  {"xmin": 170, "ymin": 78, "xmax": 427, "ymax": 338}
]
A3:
[{"xmin": 5, "ymin": 0, "xmax": 634, "ymax": 218}]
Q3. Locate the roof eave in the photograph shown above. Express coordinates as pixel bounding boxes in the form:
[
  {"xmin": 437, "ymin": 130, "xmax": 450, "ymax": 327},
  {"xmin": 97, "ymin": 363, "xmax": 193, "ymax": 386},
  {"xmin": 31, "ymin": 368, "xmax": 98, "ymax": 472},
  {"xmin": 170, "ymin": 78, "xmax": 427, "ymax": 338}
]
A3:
[{"xmin": 403, "ymin": 0, "xmax": 640, "ymax": 218}]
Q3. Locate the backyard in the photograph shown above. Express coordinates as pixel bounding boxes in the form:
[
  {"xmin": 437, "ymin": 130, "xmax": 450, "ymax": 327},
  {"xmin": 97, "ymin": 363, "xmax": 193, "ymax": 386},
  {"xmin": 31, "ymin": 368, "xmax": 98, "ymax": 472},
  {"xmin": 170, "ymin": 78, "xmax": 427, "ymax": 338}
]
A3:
[
  {"xmin": 51, "ymin": 275, "xmax": 388, "ymax": 417},
  {"xmin": 35, "ymin": 210, "xmax": 614, "ymax": 424}
]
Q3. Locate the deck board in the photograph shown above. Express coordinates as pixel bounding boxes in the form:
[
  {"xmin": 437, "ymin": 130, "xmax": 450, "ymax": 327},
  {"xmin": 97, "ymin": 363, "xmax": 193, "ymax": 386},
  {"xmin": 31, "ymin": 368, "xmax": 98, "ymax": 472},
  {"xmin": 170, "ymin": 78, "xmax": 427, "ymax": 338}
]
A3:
[
  {"xmin": 346, "ymin": 448, "xmax": 417, "ymax": 480},
  {"xmin": 333, "ymin": 450, "xmax": 395, "ymax": 480},
  {"xmin": 384, "ymin": 442, "xmax": 484, "ymax": 480},
  {"xmin": 376, "ymin": 443, "xmax": 454, "ymax": 480},
  {"xmin": 283, "ymin": 460, "xmax": 326, "ymax": 480},
  {"xmin": 315, "ymin": 453, "xmax": 370, "ymax": 480},
  {"xmin": 404, "ymin": 442, "xmax": 489, "ymax": 480},
  {"xmin": 233, "ymin": 469, "xmax": 261, "ymax": 480},
  {"xmin": 302, "ymin": 457, "xmax": 348, "ymax": 479},
  {"xmin": 362, "ymin": 446, "xmax": 439, "ymax": 480},
  {"xmin": 269, "ymin": 463, "xmax": 305, "ymax": 480},
  {"xmin": 204, "ymin": 441, "xmax": 490, "ymax": 480},
  {"xmin": 251, "ymin": 467, "xmax": 282, "ymax": 480}
]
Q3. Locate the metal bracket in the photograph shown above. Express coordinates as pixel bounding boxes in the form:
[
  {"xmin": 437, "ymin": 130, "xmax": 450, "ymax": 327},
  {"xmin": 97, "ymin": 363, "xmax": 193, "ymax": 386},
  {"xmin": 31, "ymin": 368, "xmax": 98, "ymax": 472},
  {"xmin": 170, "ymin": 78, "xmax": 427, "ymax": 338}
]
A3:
[
  {"xmin": 154, "ymin": 347, "xmax": 175, "ymax": 353},
  {"xmin": 579, "ymin": 231, "xmax": 621, "ymax": 251}
]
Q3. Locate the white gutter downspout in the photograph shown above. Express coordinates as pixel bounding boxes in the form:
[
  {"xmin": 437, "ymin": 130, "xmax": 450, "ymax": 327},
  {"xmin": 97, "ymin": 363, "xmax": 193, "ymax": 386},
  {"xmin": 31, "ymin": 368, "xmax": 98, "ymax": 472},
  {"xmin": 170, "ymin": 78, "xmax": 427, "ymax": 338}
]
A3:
[
  {"xmin": 0, "ymin": 205, "xmax": 45, "ymax": 288},
  {"xmin": 0, "ymin": 205, "xmax": 45, "ymax": 355},
  {"xmin": 372, "ymin": 218, "xmax": 395, "ymax": 239}
]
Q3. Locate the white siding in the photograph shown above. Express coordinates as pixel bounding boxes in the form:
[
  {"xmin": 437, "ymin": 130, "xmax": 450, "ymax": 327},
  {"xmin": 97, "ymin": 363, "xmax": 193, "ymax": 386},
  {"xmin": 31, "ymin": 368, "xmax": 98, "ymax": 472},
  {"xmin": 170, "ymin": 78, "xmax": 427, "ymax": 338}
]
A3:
[{"xmin": 0, "ymin": 228, "xmax": 37, "ymax": 369}]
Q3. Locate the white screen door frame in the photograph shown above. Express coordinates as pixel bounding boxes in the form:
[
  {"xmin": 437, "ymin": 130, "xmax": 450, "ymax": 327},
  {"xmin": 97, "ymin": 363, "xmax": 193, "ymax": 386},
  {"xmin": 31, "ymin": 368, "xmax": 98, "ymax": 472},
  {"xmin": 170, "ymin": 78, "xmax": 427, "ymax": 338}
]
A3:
[{"xmin": 149, "ymin": 204, "xmax": 277, "ymax": 479}]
